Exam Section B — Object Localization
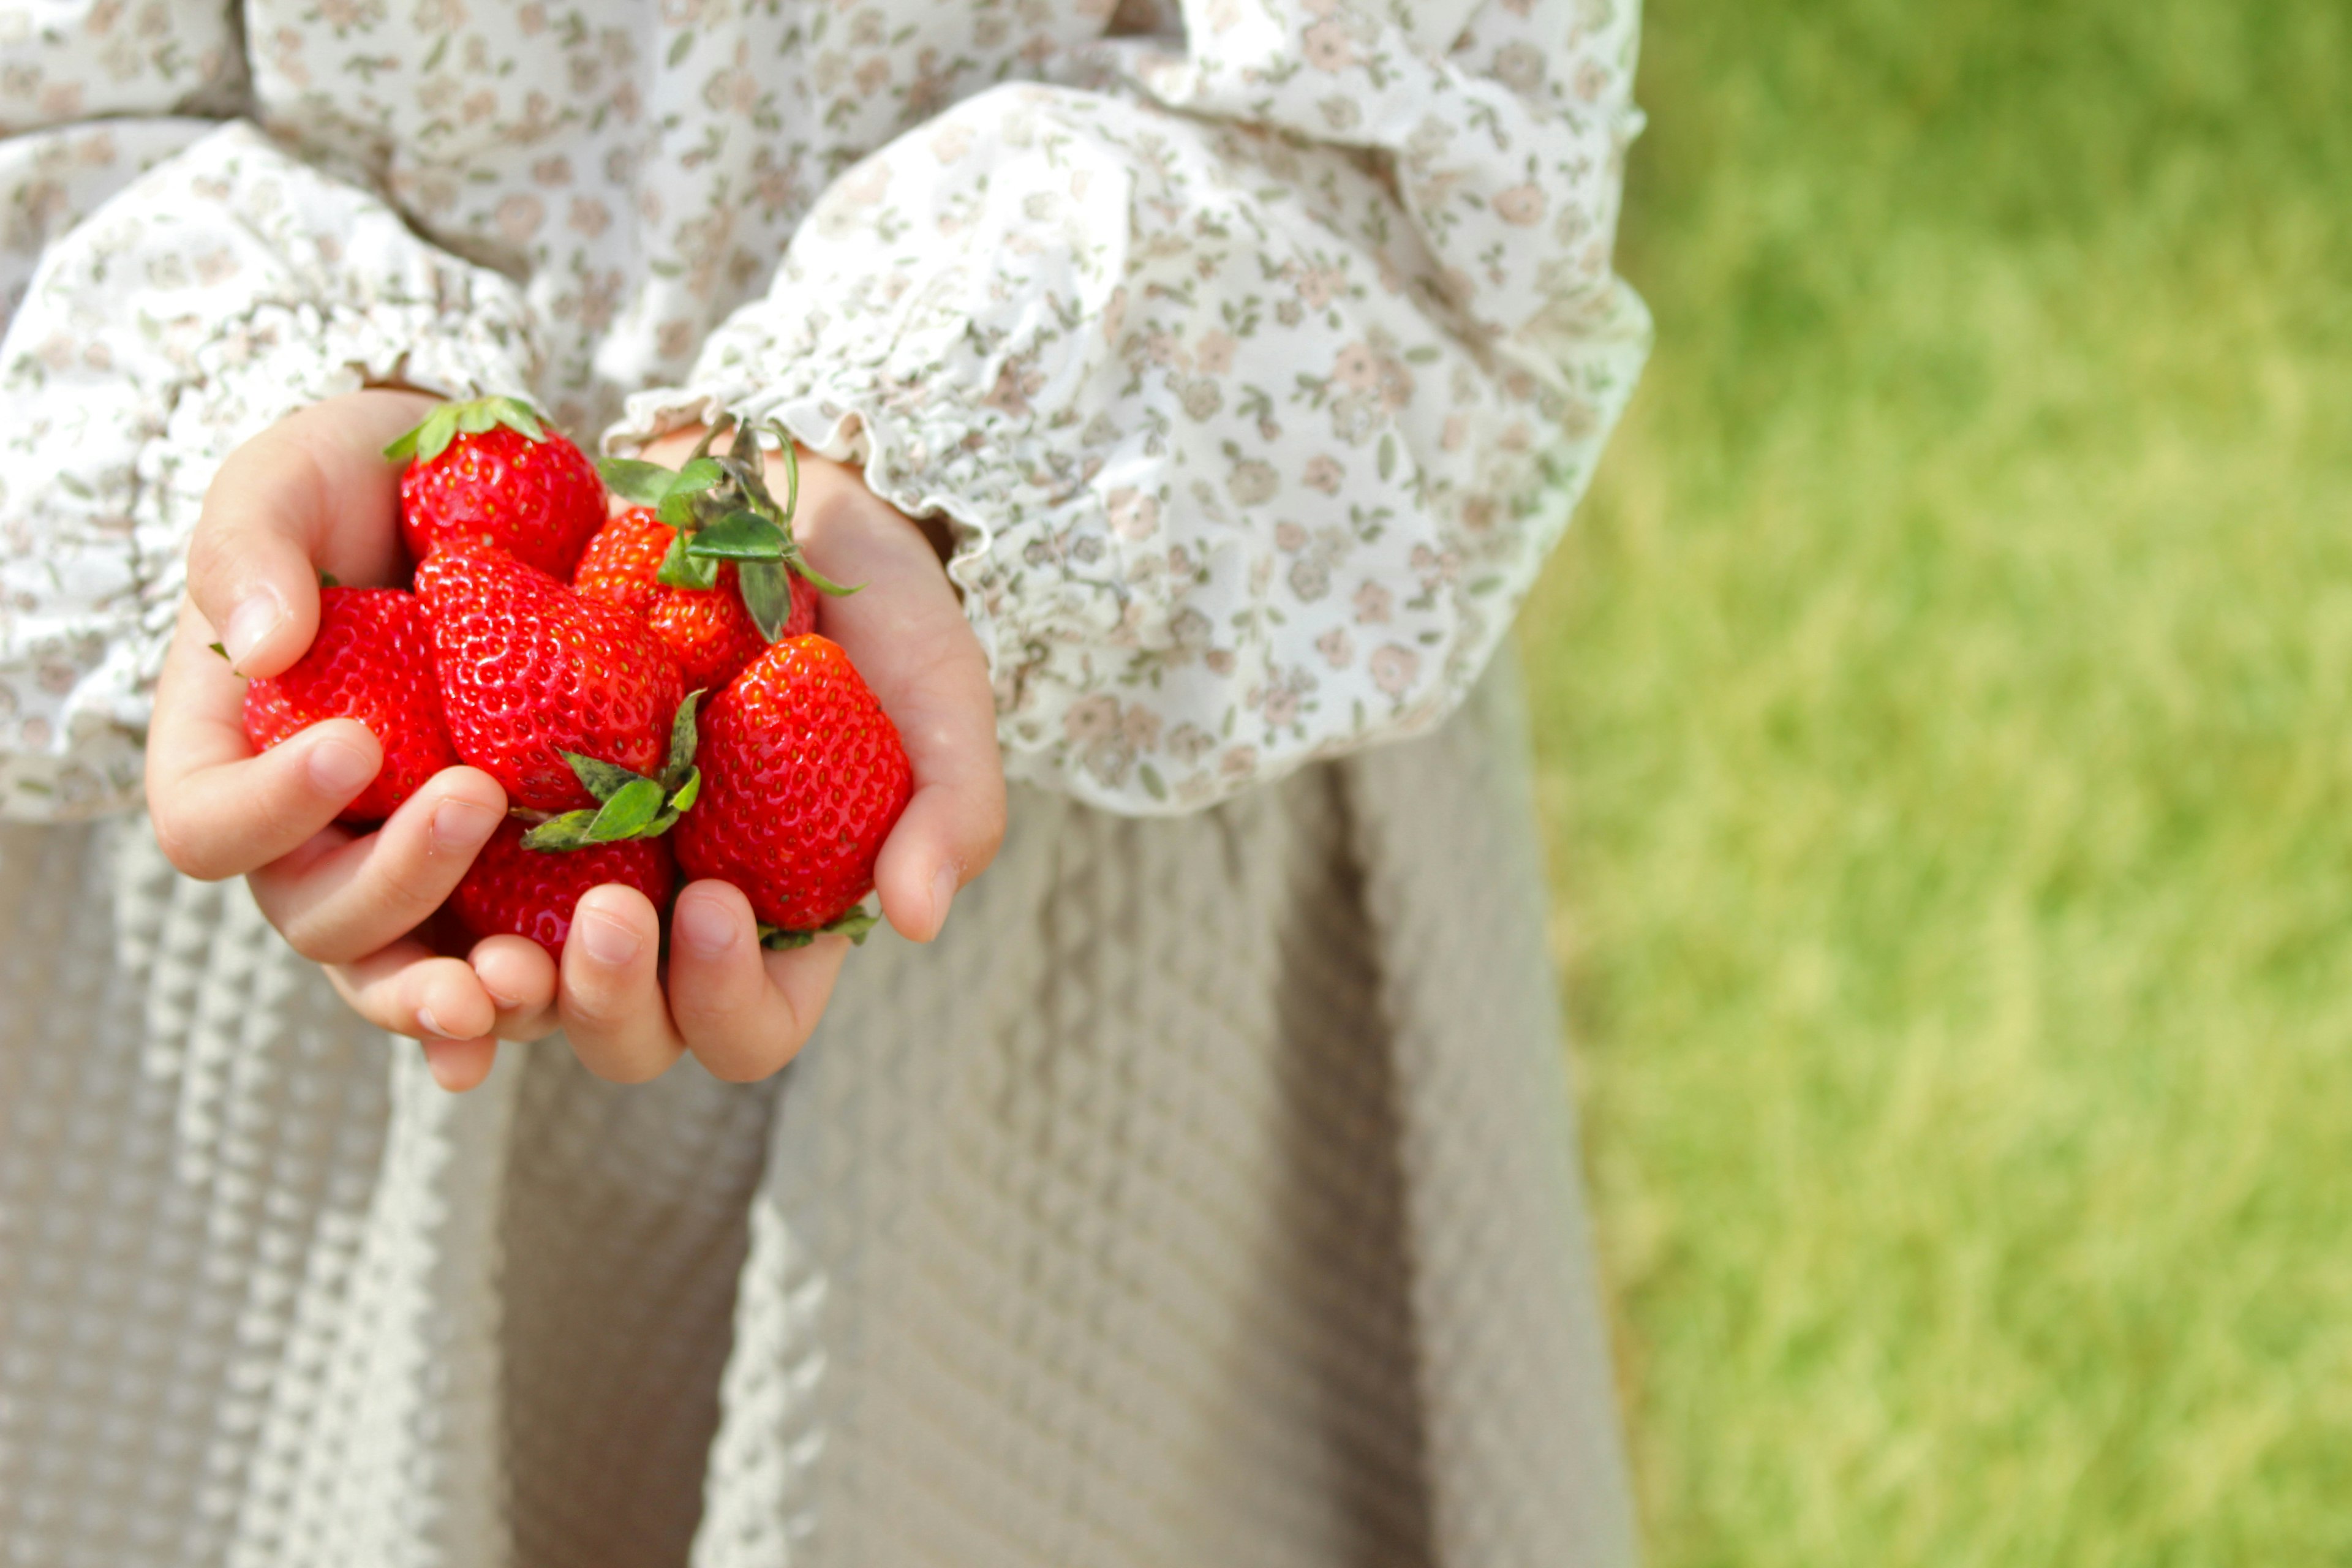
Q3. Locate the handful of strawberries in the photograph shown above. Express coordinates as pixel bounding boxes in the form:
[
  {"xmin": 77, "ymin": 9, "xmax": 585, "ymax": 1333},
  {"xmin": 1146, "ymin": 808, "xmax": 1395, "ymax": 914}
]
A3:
[{"xmin": 239, "ymin": 396, "xmax": 913, "ymax": 957}]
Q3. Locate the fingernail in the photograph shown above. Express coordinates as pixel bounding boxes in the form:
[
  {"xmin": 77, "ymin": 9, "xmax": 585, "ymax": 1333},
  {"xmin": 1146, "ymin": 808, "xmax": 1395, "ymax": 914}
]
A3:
[
  {"xmin": 929, "ymin": 862, "xmax": 960, "ymax": 939},
  {"xmin": 575, "ymin": 908, "xmax": 643, "ymax": 967},
  {"xmin": 222, "ymin": 589, "xmax": 287, "ymax": 671},
  {"xmin": 676, "ymin": 895, "xmax": 740, "ymax": 958},
  {"xmin": 431, "ymin": 796, "xmax": 502, "ymax": 853},
  {"xmin": 483, "ymin": 984, "xmax": 526, "ymax": 1011},
  {"xmin": 417, "ymin": 1005, "xmax": 458, "ymax": 1041},
  {"xmin": 308, "ymin": 735, "xmax": 379, "ymax": 797}
]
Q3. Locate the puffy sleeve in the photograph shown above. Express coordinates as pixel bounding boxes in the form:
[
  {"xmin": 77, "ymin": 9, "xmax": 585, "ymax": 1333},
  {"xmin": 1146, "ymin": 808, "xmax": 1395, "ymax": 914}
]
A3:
[
  {"xmin": 0, "ymin": 120, "xmax": 541, "ymax": 820},
  {"xmin": 612, "ymin": 0, "xmax": 1651, "ymax": 813}
]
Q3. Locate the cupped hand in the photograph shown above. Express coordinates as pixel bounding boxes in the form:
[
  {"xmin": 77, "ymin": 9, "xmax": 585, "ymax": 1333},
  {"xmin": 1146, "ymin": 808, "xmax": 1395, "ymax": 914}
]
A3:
[
  {"xmin": 471, "ymin": 426, "xmax": 1007, "ymax": 1086},
  {"xmin": 147, "ymin": 390, "xmax": 529, "ymax": 1088}
]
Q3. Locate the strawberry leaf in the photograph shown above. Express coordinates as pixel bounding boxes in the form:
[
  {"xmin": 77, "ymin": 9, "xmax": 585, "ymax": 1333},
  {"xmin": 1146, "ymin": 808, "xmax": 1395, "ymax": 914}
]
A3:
[
  {"xmin": 586, "ymin": 777, "xmax": 664, "ymax": 841},
  {"xmin": 664, "ymin": 692, "xmax": 703, "ymax": 790},
  {"xmin": 770, "ymin": 428, "xmax": 800, "ymax": 524},
  {"xmin": 597, "ymin": 456, "xmax": 677, "ymax": 506},
  {"xmin": 483, "ymin": 396, "xmax": 546, "ymax": 440},
  {"xmin": 656, "ymin": 486, "xmax": 699, "ymax": 530},
  {"xmin": 521, "ymin": 810, "xmax": 600, "ymax": 851},
  {"xmin": 737, "ymin": 559, "xmax": 795, "ymax": 642},
  {"xmin": 562, "ymin": 750, "xmax": 649, "ymax": 803},
  {"xmin": 784, "ymin": 546, "xmax": 859, "ymax": 597},
  {"xmin": 673, "ymin": 456, "xmax": 726, "ymax": 496},
  {"xmin": 385, "ymin": 402, "xmax": 464, "ymax": 463},
  {"xmin": 758, "ymin": 903, "xmax": 882, "ymax": 951},
  {"xmin": 666, "ymin": 769, "xmax": 701, "ymax": 816},
  {"xmin": 655, "ymin": 530, "xmax": 721, "ymax": 590},
  {"xmin": 685, "ymin": 510, "xmax": 788, "ymax": 560}
]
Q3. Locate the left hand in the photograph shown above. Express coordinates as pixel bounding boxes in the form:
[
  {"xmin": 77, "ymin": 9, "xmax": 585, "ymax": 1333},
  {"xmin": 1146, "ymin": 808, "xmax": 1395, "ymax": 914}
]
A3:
[{"xmin": 458, "ymin": 430, "xmax": 1007, "ymax": 1090}]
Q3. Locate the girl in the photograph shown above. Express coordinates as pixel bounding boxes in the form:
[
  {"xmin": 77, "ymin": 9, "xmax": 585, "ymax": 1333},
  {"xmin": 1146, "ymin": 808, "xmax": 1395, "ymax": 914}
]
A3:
[{"xmin": 0, "ymin": 0, "xmax": 1651, "ymax": 1562}]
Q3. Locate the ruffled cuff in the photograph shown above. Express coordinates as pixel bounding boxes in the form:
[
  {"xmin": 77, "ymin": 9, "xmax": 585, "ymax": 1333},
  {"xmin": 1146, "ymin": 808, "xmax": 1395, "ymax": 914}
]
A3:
[
  {"xmin": 611, "ymin": 84, "xmax": 1648, "ymax": 816},
  {"xmin": 0, "ymin": 121, "xmax": 538, "ymax": 822}
]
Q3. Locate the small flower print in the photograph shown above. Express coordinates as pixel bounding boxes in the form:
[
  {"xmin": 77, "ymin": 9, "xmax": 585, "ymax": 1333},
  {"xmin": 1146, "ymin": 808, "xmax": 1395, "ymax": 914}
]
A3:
[
  {"xmin": 1228, "ymin": 460, "xmax": 1278, "ymax": 507},
  {"xmin": 1491, "ymin": 41, "xmax": 1546, "ymax": 95},
  {"xmin": 1064, "ymin": 693, "xmax": 1121, "ymax": 742},
  {"xmin": 1181, "ymin": 379, "xmax": 1223, "ymax": 421},
  {"xmin": 1107, "ymin": 489, "xmax": 1161, "ymax": 541},
  {"xmin": 1493, "ymin": 184, "xmax": 1548, "ymax": 227},
  {"xmin": 1302, "ymin": 20, "xmax": 1357, "ymax": 71},
  {"xmin": 1332, "ymin": 342, "xmax": 1381, "ymax": 393},
  {"xmin": 1370, "ymin": 644, "xmax": 1420, "ymax": 696},
  {"xmin": 496, "ymin": 194, "xmax": 545, "ymax": 246},
  {"xmin": 1167, "ymin": 723, "xmax": 1216, "ymax": 764}
]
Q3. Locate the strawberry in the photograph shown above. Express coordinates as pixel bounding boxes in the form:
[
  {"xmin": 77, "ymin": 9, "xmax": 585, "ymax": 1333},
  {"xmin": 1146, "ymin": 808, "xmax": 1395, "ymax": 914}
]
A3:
[
  {"xmin": 413, "ymin": 543, "xmax": 687, "ymax": 813},
  {"xmin": 594, "ymin": 417, "xmax": 849, "ymax": 663},
  {"xmin": 575, "ymin": 506, "xmax": 818, "ymax": 692},
  {"xmin": 671, "ymin": 635, "xmax": 911, "ymax": 941},
  {"xmin": 241, "ymin": 586, "xmax": 458, "ymax": 825},
  {"xmin": 386, "ymin": 396, "xmax": 606, "ymax": 579},
  {"xmin": 454, "ymin": 817, "xmax": 676, "ymax": 957}
]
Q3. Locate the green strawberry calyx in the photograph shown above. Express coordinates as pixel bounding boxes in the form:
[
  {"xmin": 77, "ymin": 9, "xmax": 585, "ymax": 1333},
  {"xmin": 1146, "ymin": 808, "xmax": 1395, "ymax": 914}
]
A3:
[
  {"xmin": 759, "ymin": 903, "xmax": 883, "ymax": 951},
  {"xmin": 595, "ymin": 417, "xmax": 858, "ymax": 643},
  {"xmin": 519, "ymin": 691, "xmax": 704, "ymax": 851},
  {"xmin": 383, "ymin": 395, "xmax": 551, "ymax": 465}
]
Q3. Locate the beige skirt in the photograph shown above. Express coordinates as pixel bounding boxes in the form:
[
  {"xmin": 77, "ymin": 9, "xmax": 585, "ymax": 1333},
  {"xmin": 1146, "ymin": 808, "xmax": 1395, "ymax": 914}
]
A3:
[{"xmin": 0, "ymin": 664, "xmax": 1634, "ymax": 1568}]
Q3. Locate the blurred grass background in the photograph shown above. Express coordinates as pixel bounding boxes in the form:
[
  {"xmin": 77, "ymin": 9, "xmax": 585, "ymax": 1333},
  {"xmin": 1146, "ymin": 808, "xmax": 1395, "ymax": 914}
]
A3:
[{"xmin": 1517, "ymin": 1, "xmax": 2352, "ymax": 1562}]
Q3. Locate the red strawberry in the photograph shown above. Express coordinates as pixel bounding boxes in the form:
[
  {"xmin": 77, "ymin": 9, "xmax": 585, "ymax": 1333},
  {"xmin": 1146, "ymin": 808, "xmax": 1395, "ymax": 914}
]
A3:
[
  {"xmin": 671, "ymin": 635, "xmax": 912, "ymax": 937},
  {"xmin": 241, "ymin": 586, "xmax": 458, "ymax": 825},
  {"xmin": 454, "ymin": 818, "xmax": 675, "ymax": 957},
  {"xmin": 387, "ymin": 397, "xmax": 606, "ymax": 579},
  {"xmin": 414, "ymin": 543, "xmax": 685, "ymax": 812},
  {"xmin": 575, "ymin": 507, "xmax": 818, "ymax": 692}
]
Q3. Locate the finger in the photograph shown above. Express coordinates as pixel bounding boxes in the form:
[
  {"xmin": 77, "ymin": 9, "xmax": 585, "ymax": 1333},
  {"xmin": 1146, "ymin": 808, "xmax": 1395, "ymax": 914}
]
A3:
[
  {"xmin": 325, "ymin": 941, "xmax": 499, "ymax": 1042},
  {"xmin": 469, "ymin": 935, "xmax": 564, "ymax": 1042},
  {"xmin": 148, "ymin": 611, "xmax": 386, "ymax": 881},
  {"xmin": 666, "ymin": 880, "xmax": 848, "ymax": 1082},
  {"xmin": 186, "ymin": 390, "xmax": 437, "ymax": 676},
  {"xmin": 798, "ymin": 477, "xmax": 1006, "ymax": 943},
  {"xmin": 420, "ymin": 1036, "xmax": 501, "ymax": 1093},
  {"xmin": 248, "ymin": 767, "xmax": 507, "ymax": 963},
  {"xmin": 556, "ymin": 884, "xmax": 687, "ymax": 1084}
]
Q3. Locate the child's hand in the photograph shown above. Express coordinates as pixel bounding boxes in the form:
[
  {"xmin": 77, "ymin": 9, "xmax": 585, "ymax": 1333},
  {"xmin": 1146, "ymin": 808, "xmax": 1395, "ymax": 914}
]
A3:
[
  {"xmin": 146, "ymin": 391, "xmax": 521, "ymax": 1084},
  {"xmin": 146, "ymin": 395, "xmax": 1005, "ymax": 1093},
  {"xmin": 467, "ymin": 430, "xmax": 1006, "ymax": 1088}
]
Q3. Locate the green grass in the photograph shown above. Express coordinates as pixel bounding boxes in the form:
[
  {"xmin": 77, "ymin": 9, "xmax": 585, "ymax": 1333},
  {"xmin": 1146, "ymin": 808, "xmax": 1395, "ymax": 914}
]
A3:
[{"xmin": 1517, "ymin": 1, "xmax": 2352, "ymax": 1562}]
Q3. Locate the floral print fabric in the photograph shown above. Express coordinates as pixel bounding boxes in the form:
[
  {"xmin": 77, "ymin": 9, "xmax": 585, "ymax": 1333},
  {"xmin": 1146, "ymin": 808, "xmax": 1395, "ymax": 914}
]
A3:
[{"xmin": 0, "ymin": 0, "xmax": 1647, "ymax": 819}]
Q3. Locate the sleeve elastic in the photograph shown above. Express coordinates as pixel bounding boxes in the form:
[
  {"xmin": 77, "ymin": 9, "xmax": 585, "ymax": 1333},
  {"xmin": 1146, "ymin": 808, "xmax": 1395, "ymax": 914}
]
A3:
[{"xmin": 0, "ymin": 121, "xmax": 540, "ymax": 821}]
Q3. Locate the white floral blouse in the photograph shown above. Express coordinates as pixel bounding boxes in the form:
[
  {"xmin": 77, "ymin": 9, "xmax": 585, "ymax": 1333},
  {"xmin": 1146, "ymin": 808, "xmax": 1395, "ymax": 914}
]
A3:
[{"xmin": 0, "ymin": 0, "xmax": 1648, "ymax": 819}]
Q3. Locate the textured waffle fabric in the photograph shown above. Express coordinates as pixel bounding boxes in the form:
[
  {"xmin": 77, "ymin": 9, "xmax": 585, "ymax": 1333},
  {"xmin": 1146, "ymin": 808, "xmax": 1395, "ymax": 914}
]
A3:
[{"xmin": 0, "ymin": 665, "xmax": 1635, "ymax": 1568}]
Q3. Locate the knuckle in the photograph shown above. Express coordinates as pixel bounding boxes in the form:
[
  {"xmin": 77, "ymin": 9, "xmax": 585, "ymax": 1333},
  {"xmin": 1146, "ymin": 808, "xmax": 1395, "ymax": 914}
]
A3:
[
  {"xmin": 280, "ymin": 919, "xmax": 349, "ymax": 965},
  {"xmin": 580, "ymin": 1043, "xmax": 669, "ymax": 1085},
  {"xmin": 151, "ymin": 810, "xmax": 238, "ymax": 883},
  {"xmin": 704, "ymin": 1037, "xmax": 797, "ymax": 1085},
  {"xmin": 374, "ymin": 846, "xmax": 457, "ymax": 918}
]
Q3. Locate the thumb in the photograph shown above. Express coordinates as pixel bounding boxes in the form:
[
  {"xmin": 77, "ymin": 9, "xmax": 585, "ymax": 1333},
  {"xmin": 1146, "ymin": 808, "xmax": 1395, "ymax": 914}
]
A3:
[{"xmin": 186, "ymin": 390, "xmax": 437, "ymax": 677}]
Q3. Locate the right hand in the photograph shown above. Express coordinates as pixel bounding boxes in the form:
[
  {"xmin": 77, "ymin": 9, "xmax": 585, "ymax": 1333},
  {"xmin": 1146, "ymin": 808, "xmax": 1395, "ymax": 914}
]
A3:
[{"xmin": 146, "ymin": 390, "xmax": 520, "ymax": 1090}]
